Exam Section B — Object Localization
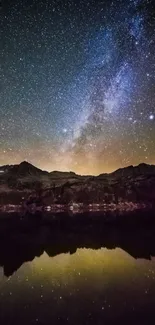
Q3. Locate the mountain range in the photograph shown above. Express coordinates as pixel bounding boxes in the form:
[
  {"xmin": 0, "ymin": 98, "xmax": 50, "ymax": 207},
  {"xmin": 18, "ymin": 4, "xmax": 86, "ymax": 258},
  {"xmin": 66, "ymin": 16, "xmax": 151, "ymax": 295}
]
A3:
[
  {"xmin": 0, "ymin": 161, "xmax": 155, "ymax": 205},
  {"xmin": 0, "ymin": 161, "xmax": 80, "ymax": 180}
]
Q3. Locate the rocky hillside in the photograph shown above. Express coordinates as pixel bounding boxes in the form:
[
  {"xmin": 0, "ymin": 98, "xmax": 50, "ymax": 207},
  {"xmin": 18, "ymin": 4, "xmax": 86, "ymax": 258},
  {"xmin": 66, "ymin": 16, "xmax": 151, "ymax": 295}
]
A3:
[{"xmin": 0, "ymin": 161, "xmax": 155, "ymax": 205}]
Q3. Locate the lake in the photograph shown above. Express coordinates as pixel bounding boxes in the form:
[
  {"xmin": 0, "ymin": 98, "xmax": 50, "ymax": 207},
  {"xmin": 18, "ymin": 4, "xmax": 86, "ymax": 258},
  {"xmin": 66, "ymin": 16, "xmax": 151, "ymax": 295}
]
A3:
[{"xmin": 0, "ymin": 211, "xmax": 155, "ymax": 324}]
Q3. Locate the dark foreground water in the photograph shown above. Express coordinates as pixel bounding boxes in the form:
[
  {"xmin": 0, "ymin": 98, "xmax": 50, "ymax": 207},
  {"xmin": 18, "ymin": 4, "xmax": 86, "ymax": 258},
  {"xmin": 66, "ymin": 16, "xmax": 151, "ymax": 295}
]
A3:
[{"xmin": 0, "ymin": 211, "xmax": 155, "ymax": 324}]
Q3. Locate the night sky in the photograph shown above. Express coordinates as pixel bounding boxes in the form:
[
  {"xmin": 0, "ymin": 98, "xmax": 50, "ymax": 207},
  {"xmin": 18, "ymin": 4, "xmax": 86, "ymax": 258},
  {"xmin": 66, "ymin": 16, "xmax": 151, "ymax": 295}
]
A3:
[{"xmin": 0, "ymin": 0, "xmax": 155, "ymax": 174}]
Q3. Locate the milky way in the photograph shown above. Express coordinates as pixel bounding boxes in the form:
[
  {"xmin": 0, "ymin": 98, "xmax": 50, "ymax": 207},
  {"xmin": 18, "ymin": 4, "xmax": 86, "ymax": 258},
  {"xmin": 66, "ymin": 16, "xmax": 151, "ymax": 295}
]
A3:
[{"xmin": 0, "ymin": 0, "xmax": 155, "ymax": 174}]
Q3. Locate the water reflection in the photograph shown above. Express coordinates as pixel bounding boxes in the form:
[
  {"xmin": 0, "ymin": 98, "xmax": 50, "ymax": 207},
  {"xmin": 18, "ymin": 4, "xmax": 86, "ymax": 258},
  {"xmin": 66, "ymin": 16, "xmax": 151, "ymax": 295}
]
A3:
[
  {"xmin": 0, "ymin": 220, "xmax": 155, "ymax": 277},
  {"xmin": 0, "ymin": 212, "xmax": 155, "ymax": 324}
]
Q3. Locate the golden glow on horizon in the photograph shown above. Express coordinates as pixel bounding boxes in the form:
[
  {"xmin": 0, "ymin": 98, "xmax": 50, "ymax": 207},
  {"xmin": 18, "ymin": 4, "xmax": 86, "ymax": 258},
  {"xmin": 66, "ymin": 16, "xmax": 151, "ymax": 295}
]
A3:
[
  {"xmin": 41, "ymin": 157, "xmax": 155, "ymax": 175},
  {"xmin": 0, "ymin": 146, "xmax": 155, "ymax": 175}
]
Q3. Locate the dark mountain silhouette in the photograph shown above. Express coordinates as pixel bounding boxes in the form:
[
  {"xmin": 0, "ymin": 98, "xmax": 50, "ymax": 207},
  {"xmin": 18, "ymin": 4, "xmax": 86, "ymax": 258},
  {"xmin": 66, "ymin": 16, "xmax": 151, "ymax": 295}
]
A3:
[
  {"xmin": 0, "ymin": 161, "xmax": 80, "ymax": 183},
  {"xmin": 50, "ymin": 170, "xmax": 78, "ymax": 178},
  {"xmin": 0, "ymin": 161, "xmax": 155, "ymax": 205},
  {"xmin": 0, "ymin": 161, "xmax": 48, "ymax": 177},
  {"xmin": 1, "ymin": 161, "xmax": 155, "ymax": 181},
  {"xmin": 97, "ymin": 163, "xmax": 155, "ymax": 179},
  {"xmin": 110, "ymin": 163, "xmax": 155, "ymax": 178}
]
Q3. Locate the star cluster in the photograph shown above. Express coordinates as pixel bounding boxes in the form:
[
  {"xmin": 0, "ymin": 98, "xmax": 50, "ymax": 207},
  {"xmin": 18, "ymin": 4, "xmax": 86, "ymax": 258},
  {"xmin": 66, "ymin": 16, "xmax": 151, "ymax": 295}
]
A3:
[{"xmin": 0, "ymin": 0, "xmax": 155, "ymax": 174}]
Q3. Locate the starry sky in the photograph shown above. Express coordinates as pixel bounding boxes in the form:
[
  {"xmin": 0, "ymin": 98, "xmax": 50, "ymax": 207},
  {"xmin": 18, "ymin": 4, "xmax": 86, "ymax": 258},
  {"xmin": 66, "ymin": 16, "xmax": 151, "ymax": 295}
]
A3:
[{"xmin": 0, "ymin": 0, "xmax": 155, "ymax": 174}]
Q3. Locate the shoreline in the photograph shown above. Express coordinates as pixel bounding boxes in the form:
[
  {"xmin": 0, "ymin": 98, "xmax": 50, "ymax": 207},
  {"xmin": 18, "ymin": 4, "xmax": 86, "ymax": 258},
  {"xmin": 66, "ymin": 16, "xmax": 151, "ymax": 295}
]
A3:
[{"xmin": 0, "ymin": 201, "xmax": 152, "ymax": 213}]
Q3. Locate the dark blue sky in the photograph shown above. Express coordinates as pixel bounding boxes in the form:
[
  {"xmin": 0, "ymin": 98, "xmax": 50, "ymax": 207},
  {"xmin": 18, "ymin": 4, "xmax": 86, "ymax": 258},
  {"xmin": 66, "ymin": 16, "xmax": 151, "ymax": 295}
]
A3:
[{"xmin": 0, "ymin": 0, "xmax": 155, "ymax": 174}]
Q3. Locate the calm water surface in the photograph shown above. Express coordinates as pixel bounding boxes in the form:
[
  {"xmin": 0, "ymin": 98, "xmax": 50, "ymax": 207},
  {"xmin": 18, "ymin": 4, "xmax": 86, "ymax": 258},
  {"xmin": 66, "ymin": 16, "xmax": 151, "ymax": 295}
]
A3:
[
  {"xmin": 0, "ymin": 212, "xmax": 155, "ymax": 324},
  {"xmin": 1, "ymin": 248, "xmax": 155, "ymax": 324}
]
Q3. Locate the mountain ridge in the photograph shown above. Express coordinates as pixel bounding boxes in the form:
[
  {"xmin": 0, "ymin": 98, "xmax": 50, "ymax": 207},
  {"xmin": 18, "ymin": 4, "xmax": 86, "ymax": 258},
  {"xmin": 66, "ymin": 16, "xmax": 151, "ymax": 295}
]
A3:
[
  {"xmin": 0, "ymin": 161, "xmax": 155, "ymax": 206},
  {"xmin": 1, "ymin": 160, "xmax": 155, "ymax": 177}
]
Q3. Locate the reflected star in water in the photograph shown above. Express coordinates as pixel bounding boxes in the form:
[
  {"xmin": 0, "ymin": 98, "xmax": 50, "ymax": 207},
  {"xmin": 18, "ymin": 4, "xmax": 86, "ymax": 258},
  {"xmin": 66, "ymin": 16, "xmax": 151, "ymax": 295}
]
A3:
[{"xmin": 1, "ymin": 247, "xmax": 155, "ymax": 324}]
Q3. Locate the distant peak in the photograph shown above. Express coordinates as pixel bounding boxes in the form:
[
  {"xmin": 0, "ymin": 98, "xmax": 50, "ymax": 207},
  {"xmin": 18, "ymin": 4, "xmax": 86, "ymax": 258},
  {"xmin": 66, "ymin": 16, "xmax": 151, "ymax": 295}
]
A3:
[
  {"xmin": 20, "ymin": 161, "xmax": 31, "ymax": 165},
  {"xmin": 138, "ymin": 163, "xmax": 149, "ymax": 167},
  {"xmin": 51, "ymin": 170, "xmax": 76, "ymax": 175}
]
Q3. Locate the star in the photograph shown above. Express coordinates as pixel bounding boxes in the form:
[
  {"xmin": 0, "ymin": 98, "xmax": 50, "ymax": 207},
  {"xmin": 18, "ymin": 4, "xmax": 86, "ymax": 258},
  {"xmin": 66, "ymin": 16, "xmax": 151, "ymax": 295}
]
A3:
[
  {"xmin": 149, "ymin": 114, "xmax": 154, "ymax": 120},
  {"xmin": 0, "ymin": 0, "xmax": 155, "ymax": 174},
  {"xmin": 63, "ymin": 128, "xmax": 68, "ymax": 133}
]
